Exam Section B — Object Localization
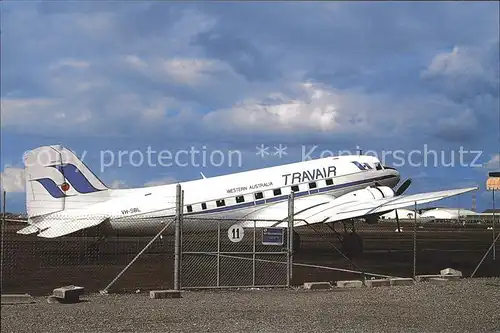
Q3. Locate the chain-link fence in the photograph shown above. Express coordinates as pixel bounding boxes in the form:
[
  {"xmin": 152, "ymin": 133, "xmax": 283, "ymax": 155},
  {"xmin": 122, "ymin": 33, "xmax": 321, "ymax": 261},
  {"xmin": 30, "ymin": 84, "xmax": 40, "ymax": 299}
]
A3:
[
  {"xmin": 1, "ymin": 213, "xmax": 498, "ymax": 295},
  {"xmin": 1, "ymin": 217, "xmax": 176, "ymax": 295},
  {"xmin": 181, "ymin": 218, "xmax": 289, "ymax": 289},
  {"xmin": 288, "ymin": 217, "xmax": 499, "ymax": 282}
]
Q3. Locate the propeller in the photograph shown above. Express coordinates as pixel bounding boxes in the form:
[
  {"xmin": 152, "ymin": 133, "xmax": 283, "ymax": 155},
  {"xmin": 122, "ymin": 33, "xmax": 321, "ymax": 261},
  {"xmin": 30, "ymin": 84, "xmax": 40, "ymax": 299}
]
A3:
[{"xmin": 395, "ymin": 178, "xmax": 412, "ymax": 196}]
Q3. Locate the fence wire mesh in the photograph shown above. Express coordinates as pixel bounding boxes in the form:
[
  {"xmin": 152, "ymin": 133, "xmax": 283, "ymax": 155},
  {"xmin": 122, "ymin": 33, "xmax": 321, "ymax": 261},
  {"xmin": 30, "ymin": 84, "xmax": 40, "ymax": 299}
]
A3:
[
  {"xmin": 1, "ymin": 214, "xmax": 499, "ymax": 295},
  {"xmin": 181, "ymin": 218, "xmax": 288, "ymax": 289}
]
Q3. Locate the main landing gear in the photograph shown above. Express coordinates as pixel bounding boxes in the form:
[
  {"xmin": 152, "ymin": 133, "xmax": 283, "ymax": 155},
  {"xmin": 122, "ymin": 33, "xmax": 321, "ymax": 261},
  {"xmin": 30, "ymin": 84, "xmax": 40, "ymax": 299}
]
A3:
[
  {"xmin": 327, "ymin": 221, "xmax": 364, "ymax": 258},
  {"xmin": 289, "ymin": 222, "xmax": 363, "ymax": 258}
]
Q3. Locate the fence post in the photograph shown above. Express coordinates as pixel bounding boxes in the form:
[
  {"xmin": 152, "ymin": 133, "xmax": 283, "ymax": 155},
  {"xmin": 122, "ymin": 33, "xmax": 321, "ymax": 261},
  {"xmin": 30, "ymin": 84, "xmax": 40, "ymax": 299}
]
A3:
[
  {"xmin": 253, "ymin": 220, "xmax": 256, "ymax": 287},
  {"xmin": 287, "ymin": 192, "xmax": 294, "ymax": 287},
  {"xmin": 1, "ymin": 191, "xmax": 6, "ymax": 294},
  {"xmin": 217, "ymin": 220, "xmax": 220, "ymax": 287},
  {"xmin": 180, "ymin": 189, "xmax": 184, "ymax": 288},
  {"xmin": 493, "ymin": 189, "xmax": 496, "ymax": 261},
  {"xmin": 174, "ymin": 184, "xmax": 182, "ymax": 291},
  {"xmin": 413, "ymin": 201, "xmax": 417, "ymax": 278}
]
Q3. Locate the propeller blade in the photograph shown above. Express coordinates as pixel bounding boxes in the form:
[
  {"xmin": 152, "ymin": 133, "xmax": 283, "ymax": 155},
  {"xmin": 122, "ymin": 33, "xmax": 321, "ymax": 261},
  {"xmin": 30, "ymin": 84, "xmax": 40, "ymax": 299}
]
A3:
[
  {"xmin": 395, "ymin": 209, "xmax": 402, "ymax": 233},
  {"xmin": 395, "ymin": 178, "xmax": 412, "ymax": 196}
]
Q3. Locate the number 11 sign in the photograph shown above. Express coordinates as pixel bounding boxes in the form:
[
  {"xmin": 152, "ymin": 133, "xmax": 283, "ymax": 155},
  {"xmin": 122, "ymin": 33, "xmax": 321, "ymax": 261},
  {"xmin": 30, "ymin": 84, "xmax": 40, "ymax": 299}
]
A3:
[{"xmin": 228, "ymin": 224, "xmax": 244, "ymax": 243}]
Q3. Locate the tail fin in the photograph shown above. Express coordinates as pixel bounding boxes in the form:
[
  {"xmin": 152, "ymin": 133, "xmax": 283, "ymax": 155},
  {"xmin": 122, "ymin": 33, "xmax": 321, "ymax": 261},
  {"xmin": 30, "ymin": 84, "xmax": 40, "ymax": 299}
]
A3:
[{"xmin": 24, "ymin": 145, "xmax": 109, "ymax": 218}]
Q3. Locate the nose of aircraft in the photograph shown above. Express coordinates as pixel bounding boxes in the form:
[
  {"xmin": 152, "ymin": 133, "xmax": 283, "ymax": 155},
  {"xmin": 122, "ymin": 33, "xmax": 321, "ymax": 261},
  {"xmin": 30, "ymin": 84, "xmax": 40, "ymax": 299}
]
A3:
[
  {"xmin": 393, "ymin": 171, "xmax": 401, "ymax": 188},
  {"xmin": 384, "ymin": 166, "xmax": 400, "ymax": 188}
]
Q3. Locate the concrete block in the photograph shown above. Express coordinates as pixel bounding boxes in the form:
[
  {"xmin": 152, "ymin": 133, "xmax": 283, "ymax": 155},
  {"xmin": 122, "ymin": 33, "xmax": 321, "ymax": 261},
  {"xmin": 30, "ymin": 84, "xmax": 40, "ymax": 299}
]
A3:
[
  {"xmin": 365, "ymin": 279, "xmax": 391, "ymax": 287},
  {"xmin": 415, "ymin": 274, "xmax": 443, "ymax": 282},
  {"xmin": 1, "ymin": 294, "xmax": 34, "ymax": 305},
  {"xmin": 429, "ymin": 278, "xmax": 449, "ymax": 286},
  {"xmin": 47, "ymin": 296, "xmax": 60, "ymax": 304},
  {"xmin": 149, "ymin": 290, "xmax": 182, "ymax": 299},
  {"xmin": 389, "ymin": 278, "xmax": 415, "ymax": 286},
  {"xmin": 303, "ymin": 282, "xmax": 332, "ymax": 290},
  {"xmin": 440, "ymin": 268, "xmax": 462, "ymax": 277},
  {"xmin": 336, "ymin": 280, "xmax": 363, "ymax": 288},
  {"xmin": 53, "ymin": 285, "xmax": 84, "ymax": 303}
]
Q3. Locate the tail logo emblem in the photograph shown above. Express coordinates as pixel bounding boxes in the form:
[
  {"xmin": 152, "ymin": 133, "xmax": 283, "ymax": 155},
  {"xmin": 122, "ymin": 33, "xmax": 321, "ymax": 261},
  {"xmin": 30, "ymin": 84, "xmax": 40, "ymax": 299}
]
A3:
[
  {"xmin": 61, "ymin": 182, "xmax": 70, "ymax": 192},
  {"xmin": 32, "ymin": 163, "xmax": 104, "ymax": 198}
]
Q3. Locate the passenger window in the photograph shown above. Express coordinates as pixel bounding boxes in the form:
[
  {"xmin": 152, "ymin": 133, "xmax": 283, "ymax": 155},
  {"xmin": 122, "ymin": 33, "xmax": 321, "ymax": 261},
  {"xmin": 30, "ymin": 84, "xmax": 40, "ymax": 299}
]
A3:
[
  {"xmin": 325, "ymin": 179, "xmax": 333, "ymax": 186},
  {"xmin": 291, "ymin": 185, "xmax": 299, "ymax": 192},
  {"xmin": 201, "ymin": 202, "xmax": 207, "ymax": 210},
  {"xmin": 255, "ymin": 192, "xmax": 264, "ymax": 200},
  {"xmin": 309, "ymin": 182, "xmax": 317, "ymax": 189},
  {"xmin": 236, "ymin": 196, "xmax": 245, "ymax": 203},
  {"xmin": 186, "ymin": 205, "xmax": 193, "ymax": 213},
  {"xmin": 216, "ymin": 199, "xmax": 225, "ymax": 207},
  {"xmin": 273, "ymin": 188, "xmax": 282, "ymax": 196}
]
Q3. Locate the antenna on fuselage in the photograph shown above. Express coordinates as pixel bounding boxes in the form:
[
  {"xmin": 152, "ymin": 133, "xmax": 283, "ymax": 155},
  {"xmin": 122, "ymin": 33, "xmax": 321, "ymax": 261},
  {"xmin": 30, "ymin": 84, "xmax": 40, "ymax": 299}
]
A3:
[{"xmin": 200, "ymin": 172, "xmax": 207, "ymax": 179}]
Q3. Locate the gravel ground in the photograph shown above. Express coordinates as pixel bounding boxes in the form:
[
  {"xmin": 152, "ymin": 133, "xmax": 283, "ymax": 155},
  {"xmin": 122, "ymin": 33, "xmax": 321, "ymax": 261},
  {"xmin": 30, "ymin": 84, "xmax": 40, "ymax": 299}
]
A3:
[{"xmin": 2, "ymin": 278, "xmax": 499, "ymax": 333}]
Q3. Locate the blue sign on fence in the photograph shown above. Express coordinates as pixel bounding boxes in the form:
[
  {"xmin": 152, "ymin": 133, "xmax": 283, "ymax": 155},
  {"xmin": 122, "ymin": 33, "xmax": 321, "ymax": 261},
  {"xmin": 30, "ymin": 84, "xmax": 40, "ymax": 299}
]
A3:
[{"xmin": 262, "ymin": 228, "xmax": 284, "ymax": 246}]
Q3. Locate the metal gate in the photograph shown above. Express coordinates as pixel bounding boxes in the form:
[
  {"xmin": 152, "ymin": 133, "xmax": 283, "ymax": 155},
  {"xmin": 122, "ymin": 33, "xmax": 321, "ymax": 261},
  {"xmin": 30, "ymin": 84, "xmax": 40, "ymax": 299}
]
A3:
[{"xmin": 181, "ymin": 218, "xmax": 290, "ymax": 289}]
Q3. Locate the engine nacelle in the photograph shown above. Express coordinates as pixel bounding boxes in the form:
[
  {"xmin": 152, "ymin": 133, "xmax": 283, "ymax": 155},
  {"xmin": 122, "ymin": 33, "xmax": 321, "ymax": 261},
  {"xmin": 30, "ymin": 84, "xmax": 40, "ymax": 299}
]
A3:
[{"xmin": 334, "ymin": 186, "xmax": 395, "ymax": 204}]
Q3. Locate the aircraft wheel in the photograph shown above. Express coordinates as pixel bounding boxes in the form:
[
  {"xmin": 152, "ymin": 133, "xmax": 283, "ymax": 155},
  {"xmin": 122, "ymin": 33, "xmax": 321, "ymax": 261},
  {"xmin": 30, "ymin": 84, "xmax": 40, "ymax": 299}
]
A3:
[{"xmin": 341, "ymin": 232, "xmax": 363, "ymax": 258}]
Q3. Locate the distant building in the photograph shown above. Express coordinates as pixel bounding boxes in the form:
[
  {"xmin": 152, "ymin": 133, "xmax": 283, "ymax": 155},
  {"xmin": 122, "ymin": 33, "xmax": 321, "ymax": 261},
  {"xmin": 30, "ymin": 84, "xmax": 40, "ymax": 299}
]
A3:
[
  {"xmin": 419, "ymin": 208, "xmax": 477, "ymax": 219},
  {"xmin": 482, "ymin": 209, "xmax": 500, "ymax": 214},
  {"xmin": 380, "ymin": 209, "xmax": 419, "ymax": 220}
]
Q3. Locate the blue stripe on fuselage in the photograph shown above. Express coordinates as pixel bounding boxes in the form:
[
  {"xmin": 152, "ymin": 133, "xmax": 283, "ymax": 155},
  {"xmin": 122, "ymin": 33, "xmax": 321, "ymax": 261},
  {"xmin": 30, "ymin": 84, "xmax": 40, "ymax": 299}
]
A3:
[{"xmin": 184, "ymin": 174, "xmax": 396, "ymax": 216}]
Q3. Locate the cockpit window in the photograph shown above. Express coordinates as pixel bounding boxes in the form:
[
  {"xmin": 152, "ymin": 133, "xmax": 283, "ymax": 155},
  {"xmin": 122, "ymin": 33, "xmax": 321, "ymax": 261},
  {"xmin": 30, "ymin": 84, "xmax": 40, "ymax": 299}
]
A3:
[{"xmin": 375, "ymin": 163, "xmax": 383, "ymax": 170}]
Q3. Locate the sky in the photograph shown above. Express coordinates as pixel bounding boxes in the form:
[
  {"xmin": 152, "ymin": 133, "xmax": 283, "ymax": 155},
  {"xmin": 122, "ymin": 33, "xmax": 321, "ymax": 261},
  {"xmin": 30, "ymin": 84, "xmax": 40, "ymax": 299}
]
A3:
[{"xmin": 1, "ymin": 1, "xmax": 499, "ymax": 213}]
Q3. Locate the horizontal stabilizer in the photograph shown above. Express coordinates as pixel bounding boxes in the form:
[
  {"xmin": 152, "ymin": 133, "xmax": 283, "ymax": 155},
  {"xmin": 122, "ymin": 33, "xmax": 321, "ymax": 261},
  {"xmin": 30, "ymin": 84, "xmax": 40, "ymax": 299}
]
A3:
[
  {"xmin": 35, "ymin": 216, "xmax": 108, "ymax": 238},
  {"xmin": 17, "ymin": 225, "xmax": 41, "ymax": 235}
]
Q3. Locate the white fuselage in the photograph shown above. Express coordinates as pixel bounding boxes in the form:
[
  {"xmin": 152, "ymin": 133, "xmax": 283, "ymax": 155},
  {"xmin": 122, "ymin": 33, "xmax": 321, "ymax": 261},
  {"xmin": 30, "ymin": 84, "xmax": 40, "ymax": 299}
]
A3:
[{"xmin": 95, "ymin": 155, "xmax": 400, "ymax": 235}]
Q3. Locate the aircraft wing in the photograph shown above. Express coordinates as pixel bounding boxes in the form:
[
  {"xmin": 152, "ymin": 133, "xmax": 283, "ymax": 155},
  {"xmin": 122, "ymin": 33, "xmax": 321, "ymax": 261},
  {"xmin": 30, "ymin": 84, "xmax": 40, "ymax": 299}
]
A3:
[
  {"xmin": 236, "ymin": 187, "xmax": 476, "ymax": 228},
  {"xmin": 313, "ymin": 187, "xmax": 478, "ymax": 223},
  {"xmin": 17, "ymin": 215, "xmax": 108, "ymax": 238}
]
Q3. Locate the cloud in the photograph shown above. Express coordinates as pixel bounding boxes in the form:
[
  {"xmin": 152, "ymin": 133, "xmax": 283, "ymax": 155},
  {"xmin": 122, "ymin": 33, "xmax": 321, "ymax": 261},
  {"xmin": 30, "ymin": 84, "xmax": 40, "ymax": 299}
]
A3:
[
  {"xmin": 201, "ymin": 81, "xmax": 481, "ymax": 144},
  {"xmin": 162, "ymin": 58, "xmax": 222, "ymax": 86},
  {"xmin": 422, "ymin": 46, "xmax": 487, "ymax": 79},
  {"xmin": 49, "ymin": 58, "xmax": 90, "ymax": 70},
  {"xmin": 2, "ymin": 2, "xmax": 498, "ymax": 149},
  {"xmin": 109, "ymin": 180, "xmax": 128, "ymax": 189},
  {"xmin": 1, "ymin": 97, "xmax": 93, "ymax": 132},
  {"xmin": 433, "ymin": 108, "xmax": 479, "ymax": 142},
  {"xmin": 484, "ymin": 154, "xmax": 500, "ymax": 170},
  {"xmin": 0, "ymin": 167, "xmax": 25, "ymax": 193},
  {"xmin": 421, "ymin": 42, "xmax": 499, "ymax": 101},
  {"xmin": 203, "ymin": 82, "xmax": 341, "ymax": 134},
  {"xmin": 144, "ymin": 176, "xmax": 179, "ymax": 187},
  {"xmin": 123, "ymin": 55, "xmax": 235, "ymax": 87},
  {"xmin": 420, "ymin": 42, "xmax": 499, "ymax": 143}
]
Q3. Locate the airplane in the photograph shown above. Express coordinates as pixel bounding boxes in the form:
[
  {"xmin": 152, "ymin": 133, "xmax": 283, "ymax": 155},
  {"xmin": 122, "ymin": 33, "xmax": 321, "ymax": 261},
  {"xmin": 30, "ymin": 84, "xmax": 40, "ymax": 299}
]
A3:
[{"xmin": 18, "ymin": 145, "xmax": 476, "ymax": 257}]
